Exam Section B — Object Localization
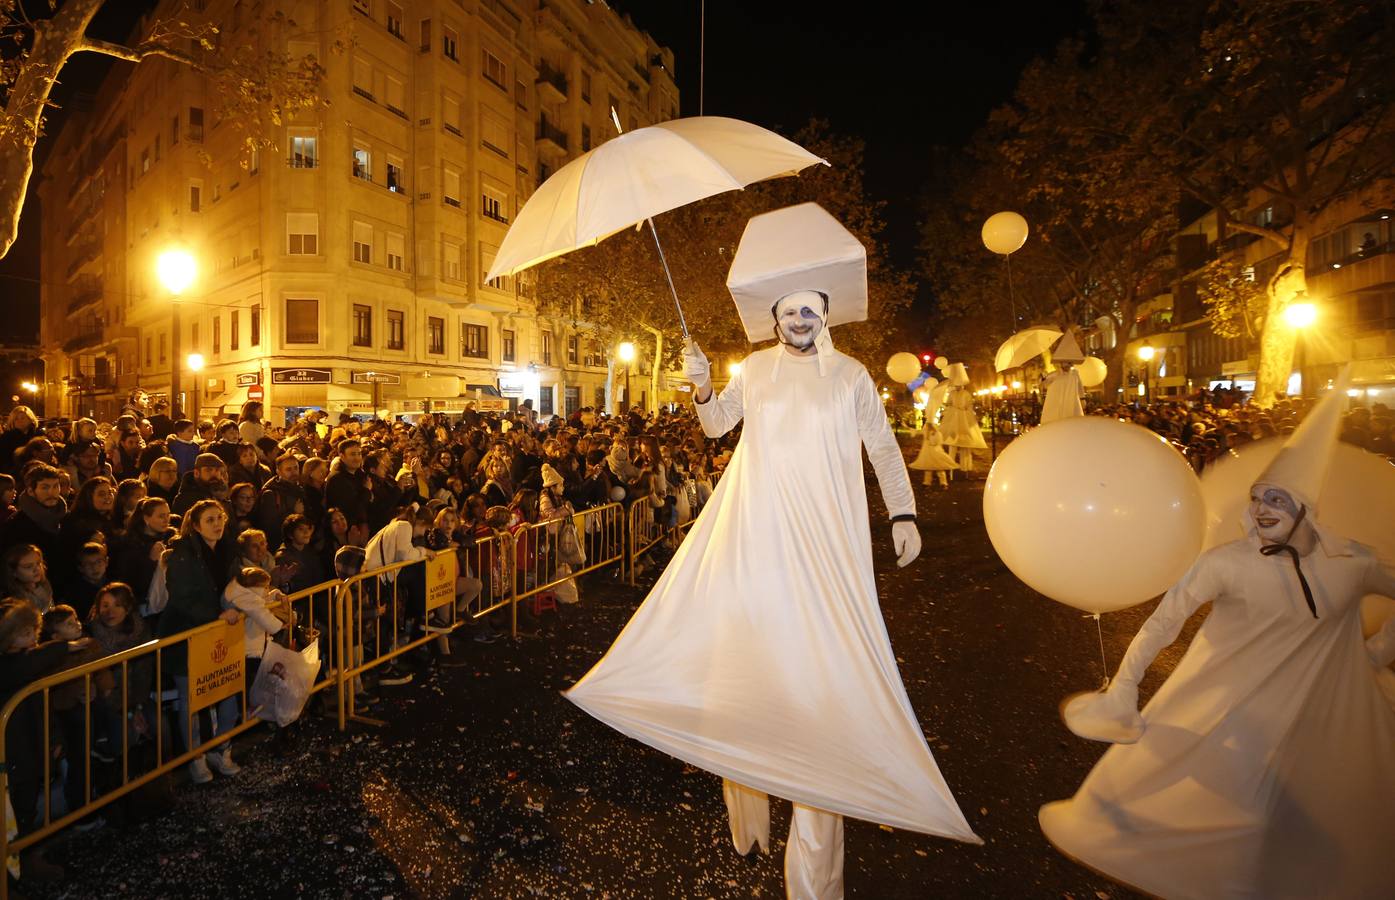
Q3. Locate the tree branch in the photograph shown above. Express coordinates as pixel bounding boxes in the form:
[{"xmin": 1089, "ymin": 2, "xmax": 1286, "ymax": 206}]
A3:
[{"xmin": 75, "ymin": 38, "xmax": 204, "ymax": 71}]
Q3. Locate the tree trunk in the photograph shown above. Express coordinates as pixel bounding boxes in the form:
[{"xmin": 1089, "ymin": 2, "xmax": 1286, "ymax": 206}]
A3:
[
  {"xmin": 643, "ymin": 325, "xmax": 664, "ymax": 412},
  {"xmin": 1252, "ymin": 229, "xmax": 1311, "ymax": 407},
  {"xmin": 605, "ymin": 359, "xmax": 617, "ymax": 416},
  {"xmin": 0, "ymin": 0, "xmax": 107, "ymax": 260},
  {"xmin": 1102, "ymin": 337, "xmax": 1129, "ymax": 401}
]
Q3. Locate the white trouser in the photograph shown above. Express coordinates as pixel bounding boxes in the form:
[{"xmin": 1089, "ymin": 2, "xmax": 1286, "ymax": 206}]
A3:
[{"xmin": 723, "ymin": 779, "xmax": 845, "ymax": 900}]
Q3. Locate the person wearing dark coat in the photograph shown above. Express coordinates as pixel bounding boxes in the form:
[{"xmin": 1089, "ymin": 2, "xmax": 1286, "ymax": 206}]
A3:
[
  {"xmin": 255, "ymin": 456, "xmax": 308, "ymax": 550},
  {"xmin": 324, "ymin": 440, "xmax": 372, "ymax": 527},
  {"xmin": 206, "ymin": 422, "xmax": 243, "ymax": 468},
  {"xmin": 155, "ymin": 499, "xmax": 242, "ymax": 782},
  {"xmin": 0, "ymin": 407, "xmax": 39, "ymax": 476},
  {"xmin": 171, "ymin": 454, "xmax": 228, "ymax": 518},
  {"xmin": 113, "ymin": 496, "xmax": 177, "ymax": 601},
  {"xmin": 0, "ymin": 463, "xmax": 67, "ymax": 569}
]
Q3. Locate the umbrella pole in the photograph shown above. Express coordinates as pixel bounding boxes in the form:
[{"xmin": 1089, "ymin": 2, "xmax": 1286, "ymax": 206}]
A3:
[{"xmin": 645, "ymin": 217, "xmax": 691, "ymax": 343}]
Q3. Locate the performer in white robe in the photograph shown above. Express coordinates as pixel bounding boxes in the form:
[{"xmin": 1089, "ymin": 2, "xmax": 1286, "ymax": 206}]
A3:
[
  {"xmin": 1040, "ymin": 331, "xmax": 1085, "ymax": 425},
  {"xmin": 937, "ymin": 363, "xmax": 987, "ymax": 473},
  {"xmin": 1040, "ymin": 376, "xmax": 1395, "ymax": 900},
  {"xmin": 566, "ymin": 204, "xmax": 979, "ymax": 900},
  {"xmin": 909, "ymin": 376, "xmax": 957, "ymax": 488}
]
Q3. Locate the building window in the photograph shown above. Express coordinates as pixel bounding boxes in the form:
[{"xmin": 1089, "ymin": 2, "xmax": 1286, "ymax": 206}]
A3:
[
  {"xmin": 443, "ymin": 166, "xmax": 461, "ymax": 207},
  {"xmin": 247, "ymin": 148, "xmax": 259, "ymax": 174},
  {"xmin": 567, "ymin": 334, "xmax": 579, "ymax": 364},
  {"xmin": 419, "ymin": 18, "xmax": 430, "ymax": 53},
  {"xmin": 442, "ymin": 94, "xmax": 462, "ymax": 136},
  {"xmin": 607, "ymin": 94, "xmax": 619, "ymax": 117},
  {"xmin": 427, "ymin": 316, "xmax": 445, "ymax": 355},
  {"xmin": 159, "ymin": 332, "xmax": 167, "ymax": 363},
  {"xmin": 352, "ymin": 56, "xmax": 374, "ymax": 100},
  {"xmin": 581, "ymin": 124, "xmax": 591, "ymax": 152},
  {"xmin": 565, "ymin": 385, "xmax": 580, "ymax": 416},
  {"xmin": 480, "ymin": 242, "xmax": 507, "ymax": 290},
  {"xmin": 212, "ymin": 314, "xmax": 221, "ymax": 354},
  {"xmin": 145, "ymin": 336, "xmax": 153, "ymax": 368},
  {"xmin": 581, "ymin": 71, "xmax": 592, "ymax": 103},
  {"xmin": 353, "ymin": 304, "xmax": 373, "ymax": 347},
  {"xmin": 386, "ymin": 157, "xmax": 404, "ymax": 192},
  {"xmin": 386, "ymin": 232, "xmax": 405, "ymax": 271},
  {"xmin": 352, "ymin": 146, "xmax": 371, "ymax": 182},
  {"xmin": 539, "ymin": 385, "xmax": 554, "ymax": 417},
  {"xmin": 250, "ymin": 305, "xmax": 261, "ymax": 346},
  {"xmin": 353, "ymin": 221, "xmax": 373, "ymax": 264},
  {"xmin": 442, "ymin": 25, "xmax": 458, "ymax": 61},
  {"xmin": 141, "ymin": 148, "xmax": 150, "ymax": 174},
  {"xmin": 502, "ymin": 329, "xmax": 516, "ymax": 362},
  {"xmin": 230, "ymin": 310, "xmax": 239, "ymax": 350},
  {"xmin": 285, "ymin": 298, "xmax": 318, "ymax": 344},
  {"xmin": 482, "ymin": 48, "xmax": 506, "ymax": 89},
  {"xmin": 189, "ymin": 107, "xmax": 204, "ymax": 142},
  {"xmin": 387, "ymin": 309, "xmax": 404, "ymax": 350},
  {"xmin": 481, "ymin": 112, "xmax": 510, "ymax": 157},
  {"xmin": 352, "ymin": 0, "xmax": 370, "ymax": 15},
  {"xmin": 481, "ymin": 185, "xmax": 507, "ymax": 222},
  {"xmin": 386, "ymin": 1, "xmax": 403, "ymax": 38},
  {"xmin": 171, "ymin": 115, "xmax": 180, "ymax": 144},
  {"xmin": 443, "ymin": 241, "xmax": 462, "ymax": 280},
  {"xmin": 287, "ymin": 212, "xmax": 319, "ymax": 255},
  {"xmin": 541, "ymin": 331, "xmax": 553, "ymax": 366},
  {"xmin": 461, "ymin": 323, "xmax": 488, "ymax": 358},
  {"xmin": 515, "ymin": 77, "xmax": 527, "ymax": 108},
  {"xmin": 385, "ymin": 77, "xmax": 405, "ymax": 116},
  {"xmin": 190, "ymin": 321, "xmax": 199, "ymax": 349},
  {"xmin": 290, "ymin": 132, "xmax": 318, "ymax": 168},
  {"xmin": 189, "ymin": 181, "xmax": 202, "ymax": 213}
]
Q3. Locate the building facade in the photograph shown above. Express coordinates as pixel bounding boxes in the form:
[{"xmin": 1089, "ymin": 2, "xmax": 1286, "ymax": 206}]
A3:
[{"xmin": 38, "ymin": 0, "xmax": 678, "ymax": 423}]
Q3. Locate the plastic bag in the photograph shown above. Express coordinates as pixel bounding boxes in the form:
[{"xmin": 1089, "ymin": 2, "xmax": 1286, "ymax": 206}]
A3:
[
  {"xmin": 249, "ymin": 640, "xmax": 320, "ymax": 727},
  {"xmin": 557, "ymin": 515, "xmax": 586, "ymax": 567},
  {"xmin": 144, "ymin": 556, "xmax": 169, "ymax": 615},
  {"xmin": 554, "ymin": 564, "xmax": 580, "ymax": 604}
]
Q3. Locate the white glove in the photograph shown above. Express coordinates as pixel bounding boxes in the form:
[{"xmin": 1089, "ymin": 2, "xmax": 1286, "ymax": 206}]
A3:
[
  {"xmin": 892, "ymin": 520, "xmax": 921, "ymax": 567},
  {"xmin": 683, "ymin": 340, "xmax": 711, "ymax": 386},
  {"xmin": 1060, "ymin": 679, "xmax": 1143, "ymax": 744}
]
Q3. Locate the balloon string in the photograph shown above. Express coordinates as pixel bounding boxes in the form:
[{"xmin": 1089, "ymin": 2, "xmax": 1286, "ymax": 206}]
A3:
[
  {"xmin": 1004, "ymin": 253, "xmax": 1018, "ymax": 332},
  {"xmin": 1088, "ymin": 612, "xmax": 1108, "ymax": 690}
]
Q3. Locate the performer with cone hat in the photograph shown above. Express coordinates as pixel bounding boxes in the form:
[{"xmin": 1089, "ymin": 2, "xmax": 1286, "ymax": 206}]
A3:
[
  {"xmin": 1040, "ymin": 330, "xmax": 1085, "ymax": 424},
  {"xmin": 1041, "ymin": 369, "xmax": 1395, "ymax": 900},
  {"xmin": 566, "ymin": 203, "xmax": 978, "ymax": 900}
]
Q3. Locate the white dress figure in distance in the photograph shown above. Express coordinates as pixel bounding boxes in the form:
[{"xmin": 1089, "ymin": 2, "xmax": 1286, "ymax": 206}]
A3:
[
  {"xmin": 937, "ymin": 363, "xmax": 987, "ymax": 473},
  {"xmin": 1040, "ymin": 374, "xmax": 1395, "ymax": 900},
  {"xmin": 566, "ymin": 204, "xmax": 979, "ymax": 900},
  {"xmin": 1040, "ymin": 330, "xmax": 1086, "ymax": 425},
  {"xmin": 909, "ymin": 376, "xmax": 957, "ymax": 488}
]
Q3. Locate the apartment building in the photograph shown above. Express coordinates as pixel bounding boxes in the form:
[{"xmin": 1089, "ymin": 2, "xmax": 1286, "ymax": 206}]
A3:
[{"xmin": 38, "ymin": 0, "xmax": 678, "ymax": 423}]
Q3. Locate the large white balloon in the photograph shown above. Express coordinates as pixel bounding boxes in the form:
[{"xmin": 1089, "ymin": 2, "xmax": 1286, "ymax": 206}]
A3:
[
  {"xmin": 982, "ymin": 211, "xmax": 1030, "ymax": 255},
  {"xmin": 886, "ymin": 352, "xmax": 922, "ymax": 385},
  {"xmin": 983, "ymin": 417, "xmax": 1205, "ymax": 614},
  {"xmin": 1076, "ymin": 356, "xmax": 1107, "ymax": 388}
]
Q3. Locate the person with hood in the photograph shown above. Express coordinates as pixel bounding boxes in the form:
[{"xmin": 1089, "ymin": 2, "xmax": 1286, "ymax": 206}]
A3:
[
  {"xmin": 1040, "ymin": 331, "xmax": 1086, "ymax": 425},
  {"xmin": 1040, "ymin": 370, "xmax": 1395, "ymax": 900},
  {"xmin": 937, "ymin": 362, "xmax": 988, "ymax": 474},
  {"xmin": 567, "ymin": 204, "xmax": 978, "ymax": 900}
]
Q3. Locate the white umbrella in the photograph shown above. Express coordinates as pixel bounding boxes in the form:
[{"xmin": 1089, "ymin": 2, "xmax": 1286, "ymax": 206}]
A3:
[
  {"xmin": 485, "ymin": 116, "xmax": 827, "ymax": 339},
  {"xmin": 994, "ymin": 326, "xmax": 1063, "ymax": 373}
]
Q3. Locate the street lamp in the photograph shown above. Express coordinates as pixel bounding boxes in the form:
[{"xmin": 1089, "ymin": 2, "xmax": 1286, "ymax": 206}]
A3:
[
  {"xmin": 727, "ymin": 361, "xmax": 742, "ymax": 378},
  {"xmin": 616, "ymin": 340, "xmax": 636, "ymax": 413},
  {"xmin": 186, "ymin": 353, "xmax": 205, "ymax": 373},
  {"xmin": 156, "ymin": 248, "xmax": 197, "ymax": 416},
  {"xmin": 1284, "ymin": 301, "xmax": 1317, "ymax": 396},
  {"xmin": 1137, "ymin": 343, "xmax": 1155, "ymax": 403}
]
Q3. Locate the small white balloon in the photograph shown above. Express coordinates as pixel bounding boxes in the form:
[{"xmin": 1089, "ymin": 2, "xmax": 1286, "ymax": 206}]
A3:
[
  {"xmin": 982, "ymin": 211, "xmax": 1030, "ymax": 255},
  {"xmin": 886, "ymin": 352, "xmax": 922, "ymax": 385},
  {"xmin": 983, "ymin": 417, "xmax": 1204, "ymax": 614},
  {"xmin": 934, "ymin": 356, "xmax": 950, "ymax": 371},
  {"xmin": 1077, "ymin": 356, "xmax": 1107, "ymax": 388}
]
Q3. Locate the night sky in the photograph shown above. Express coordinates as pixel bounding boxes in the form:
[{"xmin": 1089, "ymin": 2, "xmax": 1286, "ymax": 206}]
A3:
[{"xmin": 0, "ymin": 1, "xmax": 1089, "ymax": 345}]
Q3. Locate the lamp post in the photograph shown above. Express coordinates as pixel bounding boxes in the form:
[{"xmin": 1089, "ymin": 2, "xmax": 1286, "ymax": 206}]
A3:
[
  {"xmin": 616, "ymin": 340, "xmax": 636, "ymax": 413},
  {"xmin": 1283, "ymin": 301, "xmax": 1317, "ymax": 397},
  {"xmin": 156, "ymin": 249, "xmax": 197, "ymax": 416},
  {"xmin": 1137, "ymin": 342, "xmax": 1156, "ymax": 405}
]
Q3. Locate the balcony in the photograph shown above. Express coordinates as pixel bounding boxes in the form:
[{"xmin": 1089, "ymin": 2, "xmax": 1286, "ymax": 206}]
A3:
[
  {"xmin": 1309, "ymin": 240, "xmax": 1395, "ymax": 295},
  {"xmin": 62, "ymin": 325, "xmax": 105, "ymax": 355},
  {"xmin": 535, "ymin": 117, "xmax": 568, "ymax": 155},
  {"xmin": 633, "ymin": 61, "xmax": 651, "ymax": 84},
  {"xmin": 287, "ymin": 155, "xmax": 318, "ymax": 169},
  {"xmin": 66, "ymin": 276, "xmax": 103, "ymax": 314},
  {"xmin": 65, "ymin": 241, "xmax": 101, "ymax": 279},
  {"xmin": 536, "ymin": 62, "xmax": 568, "ymax": 104}
]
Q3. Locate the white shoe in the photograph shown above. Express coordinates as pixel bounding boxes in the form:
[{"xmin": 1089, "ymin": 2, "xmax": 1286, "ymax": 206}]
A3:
[
  {"xmin": 188, "ymin": 757, "xmax": 214, "ymax": 784},
  {"xmin": 206, "ymin": 750, "xmax": 242, "ymax": 777}
]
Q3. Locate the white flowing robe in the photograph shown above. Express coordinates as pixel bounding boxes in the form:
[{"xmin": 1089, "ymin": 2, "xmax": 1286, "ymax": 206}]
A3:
[
  {"xmin": 1040, "ymin": 369, "xmax": 1084, "ymax": 424},
  {"xmin": 566, "ymin": 346, "xmax": 979, "ymax": 841},
  {"xmin": 1040, "ymin": 529, "xmax": 1395, "ymax": 900},
  {"xmin": 938, "ymin": 386, "xmax": 987, "ymax": 450}
]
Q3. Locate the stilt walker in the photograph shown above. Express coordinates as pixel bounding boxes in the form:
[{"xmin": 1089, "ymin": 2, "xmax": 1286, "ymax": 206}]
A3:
[
  {"xmin": 938, "ymin": 363, "xmax": 987, "ymax": 475},
  {"xmin": 566, "ymin": 204, "xmax": 980, "ymax": 900},
  {"xmin": 1040, "ymin": 330, "xmax": 1085, "ymax": 425},
  {"xmin": 909, "ymin": 376, "xmax": 957, "ymax": 489}
]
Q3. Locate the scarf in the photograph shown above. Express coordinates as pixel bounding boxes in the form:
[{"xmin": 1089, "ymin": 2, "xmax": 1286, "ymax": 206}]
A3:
[
  {"xmin": 16, "ymin": 493, "xmax": 66, "ymax": 535},
  {"xmin": 1258, "ymin": 506, "xmax": 1318, "ymax": 618}
]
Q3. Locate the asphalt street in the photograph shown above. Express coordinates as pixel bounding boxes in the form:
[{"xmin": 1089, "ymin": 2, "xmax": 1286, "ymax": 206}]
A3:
[{"xmin": 28, "ymin": 445, "xmax": 1199, "ymax": 899}]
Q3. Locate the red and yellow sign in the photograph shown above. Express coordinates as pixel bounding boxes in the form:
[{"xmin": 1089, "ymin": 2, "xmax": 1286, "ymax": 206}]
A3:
[
  {"xmin": 425, "ymin": 552, "xmax": 458, "ymax": 613},
  {"xmin": 188, "ymin": 619, "xmax": 245, "ymax": 712}
]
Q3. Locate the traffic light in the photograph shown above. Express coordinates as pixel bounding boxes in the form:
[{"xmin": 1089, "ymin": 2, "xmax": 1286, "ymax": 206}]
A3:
[{"xmin": 920, "ymin": 352, "xmax": 933, "ymax": 365}]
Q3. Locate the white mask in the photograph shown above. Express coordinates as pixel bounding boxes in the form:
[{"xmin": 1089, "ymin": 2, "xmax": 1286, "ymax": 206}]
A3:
[
  {"xmin": 773, "ymin": 291, "xmax": 826, "ymax": 350},
  {"xmin": 1248, "ymin": 483, "xmax": 1301, "ymax": 544}
]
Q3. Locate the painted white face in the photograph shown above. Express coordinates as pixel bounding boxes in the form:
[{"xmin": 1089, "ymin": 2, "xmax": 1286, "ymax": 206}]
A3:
[
  {"xmin": 1249, "ymin": 483, "xmax": 1301, "ymax": 543},
  {"xmin": 774, "ymin": 292, "xmax": 825, "ymax": 349}
]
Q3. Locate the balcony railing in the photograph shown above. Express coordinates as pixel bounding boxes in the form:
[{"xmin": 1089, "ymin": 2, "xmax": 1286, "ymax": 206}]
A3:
[
  {"xmin": 287, "ymin": 155, "xmax": 318, "ymax": 169},
  {"xmin": 1312, "ymin": 239, "xmax": 1394, "ymax": 274},
  {"xmin": 65, "ymin": 242, "xmax": 100, "ymax": 278},
  {"xmin": 67, "ymin": 277, "xmax": 103, "ymax": 314},
  {"xmin": 536, "ymin": 118, "xmax": 568, "ymax": 153},
  {"xmin": 536, "ymin": 62, "xmax": 568, "ymax": 102}
]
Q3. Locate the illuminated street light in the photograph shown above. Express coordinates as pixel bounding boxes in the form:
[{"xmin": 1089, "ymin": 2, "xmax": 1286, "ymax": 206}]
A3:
[
  {"xmin": 1283, "ymin": 302, "xmax": 1317, "ymax": 328},
  {"xmin": 156, "ymin": 248, "xmax": 197, "ymax": 296},
  {"xmin": 616, "ymin": 341, "xmax": 636, "ymax": 363},
  {"xmin": 1136, "ymin": 343, "xmax": 1155, "ymax": 362},
  {"xmin": 727, "ymin": 362, "xmax": 742, "ymax": 377},
  {"xmin": 187, "ymin": 353, "xmax": 205, "ymax": 372},
  {"xmin": 1011, "ymin": 380, "xmax": 1022, "ymax": 390},
  {"xmin": 20, "ymin": 381, "xmax": 38, "ymax": 394}
]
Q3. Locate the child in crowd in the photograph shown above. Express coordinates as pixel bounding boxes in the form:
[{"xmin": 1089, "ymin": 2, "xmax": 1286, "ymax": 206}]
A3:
[
  {"xmin": 41, "ymin": 605, "xmax": 117, "ymax": 824},
  {"xmin": 63, "ymin": 542, "xmax": 109, "ymax": 622},
  {"xmin": 86, "ymin": 584, "xmax": 152, "ymax": 744},
  {"xmin": 0, "ymin": 473, "xmax": 15, "ymax": 526},
  {"xmin": 1, "ymin": 544, "xmax": 54, "ymax": 614},
  {"xmin": 164, "ymin": 420, "xmax": 200, "ymax": 478},
  {"xmin": 221, "ymin": 567, "xmax": 286, "ymax": 688}
]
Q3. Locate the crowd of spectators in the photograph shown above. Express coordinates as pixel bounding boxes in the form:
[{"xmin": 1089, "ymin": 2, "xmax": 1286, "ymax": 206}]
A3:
[{"xmin": 0, "ymin": 391, "xmax": 739, "ymax": 885}]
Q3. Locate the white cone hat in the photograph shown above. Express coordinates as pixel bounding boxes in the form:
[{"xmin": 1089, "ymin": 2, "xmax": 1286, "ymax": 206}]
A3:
[
  {"xmin": 1252, "ymin": 366, "xmax": 1351, "ymax": 511},
  {"xmin": 1053, "ymin": 330, "xmax": 1085, "ymax": 363}
]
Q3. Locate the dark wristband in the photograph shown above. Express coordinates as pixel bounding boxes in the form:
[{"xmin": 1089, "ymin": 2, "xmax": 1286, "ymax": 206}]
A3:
[{"xmin": 890, "ymin": 514, "xmax": 916, "ymax": 524}]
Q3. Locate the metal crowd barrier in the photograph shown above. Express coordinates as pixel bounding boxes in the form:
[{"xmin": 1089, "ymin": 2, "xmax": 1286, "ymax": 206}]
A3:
[{"xmin": 0, "ymin": 500, "xmax": 705, "ymax": 885}]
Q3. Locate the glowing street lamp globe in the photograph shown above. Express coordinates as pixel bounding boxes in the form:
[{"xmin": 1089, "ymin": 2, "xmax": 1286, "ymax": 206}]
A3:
[
  {"xmin": 616, "ymin": 341, "xmax": 636, "ymax": 363},
  {"xmin": 1136, "ymin": 344, "xmax": 1156, "ymax": 362},
  {"xmin": 156, "ymin": 249, "xmax": 197, "ymax": 296},
  {"xmin": 186, "ymin": 353, "xmax": 205, "ymax": 372},
  {"xmin": 1284, "ymin": 302, "xmax": 1317, "ymax": 328},
  {"xmin": 727, "ymin": 362, "xmax": 742, "ymax": 377}
]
